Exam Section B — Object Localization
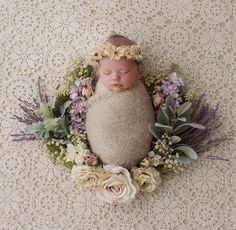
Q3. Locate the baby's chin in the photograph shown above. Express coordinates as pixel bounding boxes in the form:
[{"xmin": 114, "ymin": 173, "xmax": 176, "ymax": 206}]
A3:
[{"xmin": 110, "ymin": 84, "xmax": 126, "ymax": 92}]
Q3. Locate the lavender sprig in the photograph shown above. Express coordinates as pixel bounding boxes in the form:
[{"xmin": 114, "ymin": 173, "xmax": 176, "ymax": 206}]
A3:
[{"xmin": 11, "ymin": 78, "xmax": 47, "ymax": 141}]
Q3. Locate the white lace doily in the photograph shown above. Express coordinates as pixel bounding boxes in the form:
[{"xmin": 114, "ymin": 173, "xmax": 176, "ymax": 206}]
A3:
[{"xmin": 0, "ymin": 0, "xmax": 236, "ymax": 229}]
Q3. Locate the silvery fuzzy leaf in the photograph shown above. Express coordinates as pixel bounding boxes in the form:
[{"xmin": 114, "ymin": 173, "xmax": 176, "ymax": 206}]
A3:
[
  {"xmin": 25, "ymin": 121, "xmax": 45, "ymax": 134},
  {"xmin": 156, "ymin": 106, "xmax": 169, "ymax": 125},
  {"xmin": 149, "ymin": 123, "xmax": 161, "ymax": 139},
  {"xmin": 25, "ymin": 121, "xmax": 48, "ymax": 138},
  {"xmin": 166, "ymin": 94, "xmax": 175, "ymax": 109},
  {"xmin": 174, "ymin": 145, "xmax": 198, "ymax": 160},
  {"xmin": 177, "ymin": 117, "xmax": 187, "ymax": 122},
  {"xmin": 176, "ymin": 155, "xmax": 191, "ymax": 164},
  {"xmin": 172, "ymin": 122, "xmax": 205, "ymax": 135},
  {"xmin": 170, "ymin": 136, "xmax": 181, "ymax": 144},
  {"xmin": 177, "ymin": 101, "xmax": 192, "ymax": 117},
  {"xmin": 155, "ymin": 123, "xmax": 173, "ymax": 132}
]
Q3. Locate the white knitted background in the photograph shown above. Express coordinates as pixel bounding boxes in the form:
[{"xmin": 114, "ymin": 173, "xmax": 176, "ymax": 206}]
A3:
[{"xmin": 0, "ymin": 0, "xmax": 236, "ymax": 229}]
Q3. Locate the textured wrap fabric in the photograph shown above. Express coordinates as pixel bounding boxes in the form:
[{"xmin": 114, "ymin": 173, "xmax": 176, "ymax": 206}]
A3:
[{"xmin": 85, "ymin": 79, "xmax": 155, "ymax": 168}]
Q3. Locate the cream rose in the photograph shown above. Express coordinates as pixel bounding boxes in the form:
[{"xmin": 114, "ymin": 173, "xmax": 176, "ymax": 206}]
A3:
[
  {"xmin": 71, "ymin": 165, "xmax": 104, "ymax": 187},
  {"xmin": 96, "ymin": 165, "xmax": 138, "ymax": 205},
  {"xmin": 133, "ymin": 167, "xmax": 161, "ymax": 193}
]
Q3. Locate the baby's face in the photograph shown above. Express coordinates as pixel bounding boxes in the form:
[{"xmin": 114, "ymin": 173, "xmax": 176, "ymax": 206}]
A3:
[{"xmin": 98, "ymin": 57, "xmax": 139, "ymax": 92}]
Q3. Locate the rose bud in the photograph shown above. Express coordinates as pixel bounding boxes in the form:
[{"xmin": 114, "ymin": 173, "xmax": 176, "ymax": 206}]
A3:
[
  {"xmin": 153, "ymin": 92, "xmax": 164, "ymax": 107},
  {"xmin": 140, "ymin": 157, "xmax": 153, "ymax": 168},
  {"xmin": 83, "ymin": 152, "xmax": 98, "ymax": 166}
]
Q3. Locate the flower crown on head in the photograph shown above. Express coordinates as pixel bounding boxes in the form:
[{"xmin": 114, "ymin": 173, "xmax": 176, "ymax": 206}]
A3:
[{"xmin": 88, "ymin": 41, "xmax": 143, "ymax": 62}]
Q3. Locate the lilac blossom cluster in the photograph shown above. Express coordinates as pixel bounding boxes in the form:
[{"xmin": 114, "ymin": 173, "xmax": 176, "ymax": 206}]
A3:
[
  {"xmin": 161, "ymin": 72, "xmax": 184, "ymax": 106},
  {"xmin": 69, "ymin": 77, "xmax": 95, "ymax": 133}
]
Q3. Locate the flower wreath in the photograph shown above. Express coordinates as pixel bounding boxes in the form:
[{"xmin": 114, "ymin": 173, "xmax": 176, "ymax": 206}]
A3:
[
  {"xmin": 12, "ymin": 59, "xmax": 232, "ymax": 206},
  {"xmin": 88, "ymin": 42, "xmax": 143, "ymax": 62}
]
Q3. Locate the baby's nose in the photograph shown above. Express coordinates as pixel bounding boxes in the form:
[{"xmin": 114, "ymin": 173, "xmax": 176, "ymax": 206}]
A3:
[{"xmin": 112, "ymin": 73, "xmax": 121, "ymax": 81}]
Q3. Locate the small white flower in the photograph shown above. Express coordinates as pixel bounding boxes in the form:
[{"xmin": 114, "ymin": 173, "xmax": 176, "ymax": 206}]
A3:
[{"xmin": 66, "ymin": 143, "xmax": 90, "ymax": 165}]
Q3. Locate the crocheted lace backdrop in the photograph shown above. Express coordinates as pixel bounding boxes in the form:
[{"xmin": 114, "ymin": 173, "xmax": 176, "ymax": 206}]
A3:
[{"xmin": 1, "ymin": 0, "xmax": 236, "ymax": 229}]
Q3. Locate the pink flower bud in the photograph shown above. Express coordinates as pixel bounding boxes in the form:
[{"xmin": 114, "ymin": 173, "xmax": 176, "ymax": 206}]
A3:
[
  {"xmin": 153, "ymin": 92, "xmax": 164, "ymax": 107},
  {"xmin": 83, "ymin": 152, "xmax": 98, "ymax": 166}
]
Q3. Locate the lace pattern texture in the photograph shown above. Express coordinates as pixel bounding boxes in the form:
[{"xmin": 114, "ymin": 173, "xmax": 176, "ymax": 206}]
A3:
[{"xmin": 0, "ymin": 0, "xmax": 236, "ymax": 229}]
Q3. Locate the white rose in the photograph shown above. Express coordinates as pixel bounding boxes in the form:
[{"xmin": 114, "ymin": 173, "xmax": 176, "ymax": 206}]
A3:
[
  {"xmin": 96, "ymin": 165, "xmax": 138, "ymax": 205},
  {"xmin": 71, "ymin": 165, "xmax": 104, "ymax": 187},
  {"xmin": 133, "ymin": 167, "xmax": 161, "ymax": 193}
]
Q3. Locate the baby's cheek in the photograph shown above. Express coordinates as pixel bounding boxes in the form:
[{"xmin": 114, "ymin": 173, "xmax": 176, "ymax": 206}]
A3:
[{"xmin": 123, "ymin": 75, "xmax": 137, "ymax": 87}]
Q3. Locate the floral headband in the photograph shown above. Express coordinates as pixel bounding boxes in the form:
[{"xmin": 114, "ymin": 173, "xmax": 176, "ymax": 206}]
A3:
[{"xmin": 89, "ymin": 42, "xmax": 143, "ymax": 62}]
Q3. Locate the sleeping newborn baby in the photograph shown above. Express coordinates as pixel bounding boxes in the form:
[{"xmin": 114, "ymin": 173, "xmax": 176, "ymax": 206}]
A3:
[{"xmin": 86, "ymin": 34, "xmax": 155, "ymax": 168}]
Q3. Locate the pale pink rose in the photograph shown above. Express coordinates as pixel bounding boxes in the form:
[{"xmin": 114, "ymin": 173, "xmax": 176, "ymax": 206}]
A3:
[
  {"xmin": 84, "ymin": 152, "xmax": 98, "ymax": 166},
  {"xmin": 96, "ymin": 165, "xmax": 138, "ymax": 205},
  {"xmin": 153, "ymin": 92, "xmax": 164, "ymax": 107}
]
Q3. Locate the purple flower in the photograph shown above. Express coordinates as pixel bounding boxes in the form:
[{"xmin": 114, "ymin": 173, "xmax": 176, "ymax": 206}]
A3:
[
  {"xmin": 69, "ymin": 77, "xmax": 95, "ymax": 133},
  {"xmin": 160, "ymin": 72, "xmax": 185, "ymax": 105}
]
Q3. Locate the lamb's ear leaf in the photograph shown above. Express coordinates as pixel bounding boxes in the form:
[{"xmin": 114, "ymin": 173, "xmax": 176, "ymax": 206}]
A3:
[
  {"xmin": 155, "ymin": 123, "xmax": 173, "ymax": 134},
  {"xmin": 25, "ymin": 122, "xmax": 45, "ymax": 134},
  {"xmin": 177, "ymin": 117, "xmax": 187, "ymax": 122},
  {"xmin": 149, "ymin": 123, "xmax": 162, "ymax": 139},
  {"xmin": 170, "ymin": 136, "xmax": 181, "ymax": 144},
  {"xmin": 177, "ymin": 102, "xmax": 192, "ymax": 117},
  {"xmin": 156, "ymin": 106, "xmax": 169, "ymax": 125},
  {"xmin": 172, "ymin": 123, "xmax": 205, "ymax": 135},
  {"xmin": 175, "ymin": 145, "xmax": 198, "ymax": 160},
  {"xmin": 166, "ymin": 94, "xmax": 175, "ymax": 109}
]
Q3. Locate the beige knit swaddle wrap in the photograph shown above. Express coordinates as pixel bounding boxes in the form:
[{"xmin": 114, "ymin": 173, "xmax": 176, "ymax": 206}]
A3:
[{"xmin": 85, "ymin": 80, "xmax": 155, "ymax": 168}]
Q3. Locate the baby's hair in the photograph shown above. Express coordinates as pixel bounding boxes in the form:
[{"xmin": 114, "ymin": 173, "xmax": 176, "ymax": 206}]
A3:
[{"xmin": 106, "ymin": 33, "xmax": 136, "ymax": 47}]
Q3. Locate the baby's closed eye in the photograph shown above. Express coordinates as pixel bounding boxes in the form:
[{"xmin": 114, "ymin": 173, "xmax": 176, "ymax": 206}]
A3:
[
  {"xmin": 102, "ymin": 70, "xmax": 112, "ymax": 75},
  {"xmin": 119, "ymin": 70, "xmax": 130, "ymax": 74}
]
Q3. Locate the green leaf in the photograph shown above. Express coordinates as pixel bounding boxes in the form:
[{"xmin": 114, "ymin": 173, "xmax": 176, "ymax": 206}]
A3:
[
  {"xmin": 177, "ymin": 117, "xmax": 187, "ymax": 122},
  {"xmin": 170, "ymin": 136, "xmax": 181, "ymax": 144},
  {"xmin": 148, "ymin": 123, "xmax": 161, "ymax": 139},
  {"xmin": 48, "ymin": 97, "xmax": 56, "ymax": 109},
  {"xmin": 156, "ymin": 107, "xmax": 169, "ymax": 125},
  {"xmin": 38, "ymin": 103, "xmax": 53, "ymax": 118},
  {"xmin": 155, "ymin": 123, "xmax": 173, "ymax": 132},
  {"xmin": 175, "ymin": 145, "xmax": 198, "ymax": 160},
  {"xmin": 160, "ymin": 106, "xmax": 170, "ymax": 124},
  {"xmin": 168, "ymin": 105, "xmax": 176, "ymax": 116},
  {"xmin": 43, "ymin": 118, "xmax": 59, "ymax": 130},
  {"xmin": 60, "ymin": 101, "xmax": 71, "ymax": 116},
  {"xmin": 86, "ymin": 65, "xmax": 93, "ymax": 76},
  {"xmin": 25, "ymin": 122, "xmax": 45, "ymax": 134},
  {"xmin": 170, "ymin": 63, "xmax": 179, "ymax": 72},
  {"xmin": 166, "ymin": 94, "xmax": 175, "ymax": 109},
  {"xmin": 172, "ymin": 123, "xmax": 205, "ymax": 135},
  {"xmin": 178, "ymin": 155, "xmax": 191, "ymax": 164},
  {"xmin": 25, "ymin": 122, "xmax": 49, "ymax": 138},
  {"xmin": 177, "ymin": 102, "xmax": 192, "ymax": 117}
]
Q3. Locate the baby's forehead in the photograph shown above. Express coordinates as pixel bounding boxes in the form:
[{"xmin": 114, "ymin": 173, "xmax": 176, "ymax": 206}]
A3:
[{"xmin": 99, "ymin": 57, "xmax": 135, "ymax": 69}]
